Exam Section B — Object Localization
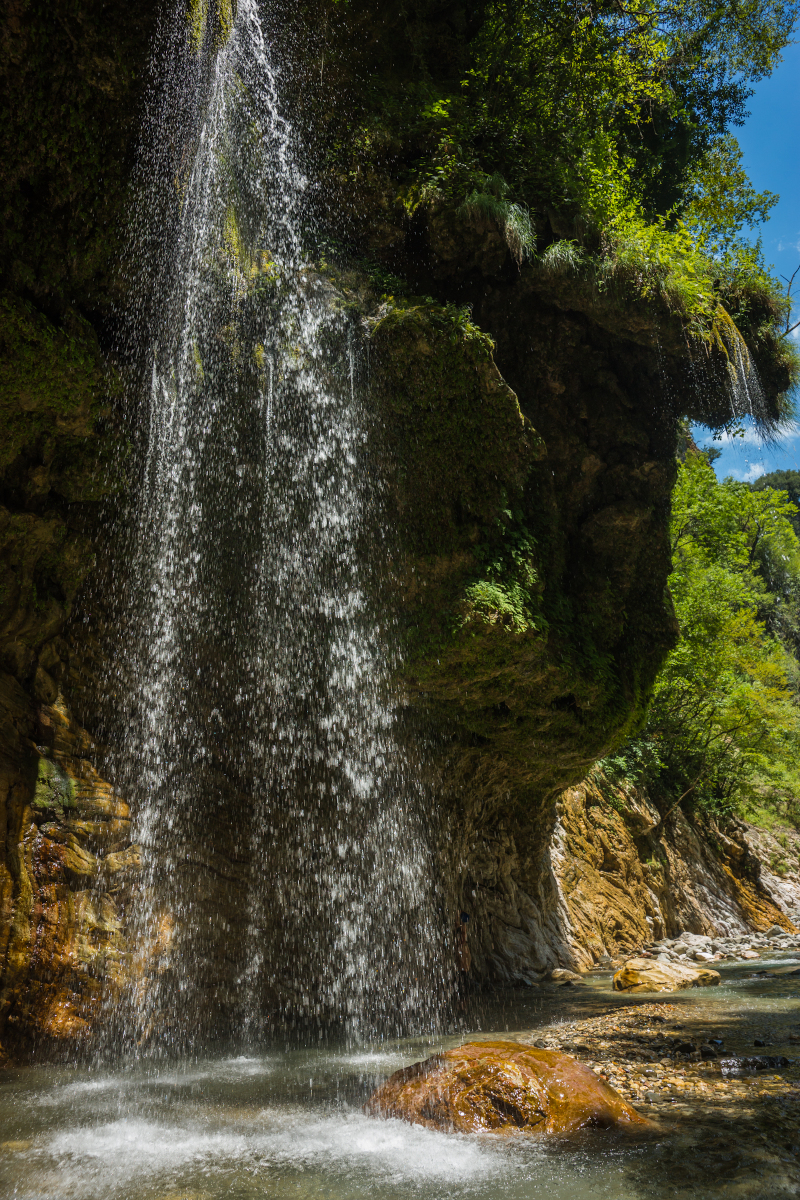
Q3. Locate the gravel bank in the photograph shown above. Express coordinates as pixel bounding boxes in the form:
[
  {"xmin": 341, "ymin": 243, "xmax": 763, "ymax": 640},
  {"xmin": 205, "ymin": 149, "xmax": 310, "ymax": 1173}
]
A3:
[{"xmin": 505, "ymin": 1000, "xmax": 800, "ymax": 1196}]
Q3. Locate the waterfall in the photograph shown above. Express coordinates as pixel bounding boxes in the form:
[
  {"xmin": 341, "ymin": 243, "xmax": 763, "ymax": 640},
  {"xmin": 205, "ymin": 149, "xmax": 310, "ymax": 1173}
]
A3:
[{"xmin": 109, "ymin": 0, "xmax": 448, "ymax": 1050}]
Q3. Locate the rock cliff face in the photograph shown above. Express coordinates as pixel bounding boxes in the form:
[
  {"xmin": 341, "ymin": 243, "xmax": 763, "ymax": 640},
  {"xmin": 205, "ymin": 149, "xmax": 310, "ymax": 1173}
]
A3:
[
  {"xmin": 459, "ymin": 775, "xmax": 798, "ymax": 985},
  {"xmin": 0, "ymin": 293, "xmax": 133, "ymax": 1059},
  {"xmin": 0, "ymin": 693, "xmax": 138, "ymax": 1059},
  {"xmin": 0, "ymin": 0, "xmax": 159, "ymax": 1058},
  {"xmin": 372, "ymin": 281, "xmax": 679, "ymax": 798},
  {"xmin": 0, "ymin": 3, "xmax": 797, "ymax": 1057}
]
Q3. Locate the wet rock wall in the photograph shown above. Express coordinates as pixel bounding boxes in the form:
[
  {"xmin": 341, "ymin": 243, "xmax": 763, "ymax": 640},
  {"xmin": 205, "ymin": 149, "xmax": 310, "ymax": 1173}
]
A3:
[{"xmin": 1, "ymin": 0, "xmax": 798, "ymax": 1056}]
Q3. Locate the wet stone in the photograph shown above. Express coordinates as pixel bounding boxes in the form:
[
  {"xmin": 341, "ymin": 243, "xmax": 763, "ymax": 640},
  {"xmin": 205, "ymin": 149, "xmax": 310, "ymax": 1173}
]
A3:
[{"xmin": 365, "ymin": 1040, "xmax": 651, "ymax": 1135}]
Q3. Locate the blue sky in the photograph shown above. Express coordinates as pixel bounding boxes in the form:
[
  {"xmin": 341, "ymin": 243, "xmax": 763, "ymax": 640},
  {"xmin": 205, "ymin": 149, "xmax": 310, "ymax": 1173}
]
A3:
[{"xmin": 693, "ymin": 38, "xmax": 800, "ymax": 482}]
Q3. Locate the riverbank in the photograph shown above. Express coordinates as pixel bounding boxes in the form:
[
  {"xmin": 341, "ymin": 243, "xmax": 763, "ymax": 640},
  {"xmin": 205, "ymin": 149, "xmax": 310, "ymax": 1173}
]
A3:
[
  {"xmin": 467, "ymin": 777, "xmax": 800, "ymax": 989},
  {"xmin": 454, "ymin": 953, "xmax": 800, "ymax": 1197},
  {"xmin": 504, "ymin": 1000, "xmax": 800, "ymax": 1195}
]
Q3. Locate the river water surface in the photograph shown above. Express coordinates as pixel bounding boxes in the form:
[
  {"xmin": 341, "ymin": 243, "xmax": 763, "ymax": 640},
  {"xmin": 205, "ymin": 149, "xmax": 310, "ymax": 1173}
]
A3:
[{"xmin": 3, "ymin": 957, "xmax": 799, "ymax": 1200}]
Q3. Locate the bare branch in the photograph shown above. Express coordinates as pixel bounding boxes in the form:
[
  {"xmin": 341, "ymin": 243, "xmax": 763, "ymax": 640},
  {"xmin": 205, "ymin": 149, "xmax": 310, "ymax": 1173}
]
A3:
[{"xmin": 780, "ymin": 262, "xmax": 800, "ymax": 340}]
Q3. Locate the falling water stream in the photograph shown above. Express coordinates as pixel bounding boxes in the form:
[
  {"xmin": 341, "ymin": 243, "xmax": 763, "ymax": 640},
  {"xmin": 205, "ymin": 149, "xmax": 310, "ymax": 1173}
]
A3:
[{"xmin": 105, "ymin": 0, "xmax": 444, "ymax": 1050}]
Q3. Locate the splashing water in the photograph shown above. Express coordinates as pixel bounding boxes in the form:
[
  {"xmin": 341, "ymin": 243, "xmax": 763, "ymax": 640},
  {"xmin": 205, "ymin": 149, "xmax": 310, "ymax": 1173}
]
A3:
[{"xmin": 108, "ymin": 0, "xmax": 448, "ymax": 1052}]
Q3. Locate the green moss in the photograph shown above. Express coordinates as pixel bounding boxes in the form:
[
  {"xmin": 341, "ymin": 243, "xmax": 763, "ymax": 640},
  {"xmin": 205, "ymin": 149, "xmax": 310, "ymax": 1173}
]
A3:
[
  {"xmin": 187, "ymin": 0, "xmax": 209, "ymax": 53},
  {"xmin": 186, "ymin": 0, "xmax": 237, "ymax": 55},
  {"xmin": 215, "ymin": 0, "xmax": 236, "ymax": 47},
  {"xmin": 0, "ymin": 295, "xmax": 106, "ymax": 472},
  {"xmin": 369, "ymin": 300, "xmax": 542, "ymax": 546},
  {"xmin": 32, "ymin": 756, "xmax": 76, "ymax": 813},
  {"xmin": 369, "ymin": 301, "xmax": 548, "ymax": 671}
]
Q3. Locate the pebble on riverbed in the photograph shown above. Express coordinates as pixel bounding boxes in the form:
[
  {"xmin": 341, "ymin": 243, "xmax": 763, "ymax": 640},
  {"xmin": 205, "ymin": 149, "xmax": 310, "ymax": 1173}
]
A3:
[
  {"xmin": 635, "ymin": 928, "xmax": 800, "ymax": 967},
  {"xmin": 505, "ymin": 1001, "xmax": 800, "ymax": 1195}
]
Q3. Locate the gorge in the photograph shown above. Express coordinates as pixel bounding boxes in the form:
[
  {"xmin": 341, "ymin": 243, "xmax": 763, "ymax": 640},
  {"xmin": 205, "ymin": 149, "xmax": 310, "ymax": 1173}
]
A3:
[
  {"xmin": 2, "ymin": 0, "xmax": 799, "ymax": 1053},
  {"xmin": 2, "ymin": 1, "xmax": 800, "ymax": 1197}
]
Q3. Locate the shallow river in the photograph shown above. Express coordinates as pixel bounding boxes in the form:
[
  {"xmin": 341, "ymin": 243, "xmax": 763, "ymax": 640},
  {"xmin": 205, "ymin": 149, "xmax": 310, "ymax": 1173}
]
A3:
[{"xmin": 2, "ymin": 958, "xmax": 799, "ymax": 1200}]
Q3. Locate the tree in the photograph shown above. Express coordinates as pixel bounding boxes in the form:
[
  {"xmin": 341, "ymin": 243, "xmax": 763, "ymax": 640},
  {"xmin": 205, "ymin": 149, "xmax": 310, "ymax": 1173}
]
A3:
[
  {"xmin": 682, "ymin": 133, "xmax": 778, "ymax": 257},
  {"xmin": 602, "ymin": 450, "xmax": 800, "ymax": 821}
]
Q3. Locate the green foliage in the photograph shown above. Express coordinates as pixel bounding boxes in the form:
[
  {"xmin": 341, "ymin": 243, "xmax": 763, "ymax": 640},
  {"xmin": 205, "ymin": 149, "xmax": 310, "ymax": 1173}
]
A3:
[
  {"xmin": 462, "ymin": 507, "xmax": 546, "ymax": 635},
  {"xmin": 313, "ymin": 0, "xmax": 799, "ymax": 415},
  {"xmin": 324, "ymin": 0, "xmax": 796, "ymax": 220},
  {"xmin": 746, "ymin": 469, "xmax": 800, "ymax": 660},
  {"xmin": 610, "ymin": 450, "xmax": 800, "ymax": 821},
  {"xmin": 770, "ymin": 851, "xmax": 789, "ymax": 875},
  {"xmin": 531, "ymin": 213, "xmax": 799, "ymax": 414},
  {"xmin": 458, "ymin": 174, "xmax": 537, "ymax": 263},
  {"xmin": 599, "ymin": 215, "xmax": 721, "ymax": 333},
  {"xmin": 683, "ymin": 134, "xmax": 779, "ymax": 258},
  {"xmin": 596, "ymin": 739, "xmax": 665, "ymax": 792},
  {"xmin": 751, "ymin": 468, "xmax": 800, "ymax": 535}
]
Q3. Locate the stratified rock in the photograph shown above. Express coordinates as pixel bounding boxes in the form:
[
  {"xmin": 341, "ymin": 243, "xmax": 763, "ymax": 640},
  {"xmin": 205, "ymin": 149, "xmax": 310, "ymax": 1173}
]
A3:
[
  {"xmin": 365, "ymin": 1040, "xmax": 649, "ymax": 1135},
  {"xmin": 613, "ymin": 958, "xmax": 721, "ymax": 993},
  {"xmin": 551, "ymin": 968, "xmax": 582, "ymax": 982},
  {"xmin": 0, "ymin": 695, "xmax": 138, "ymax": 1055}
]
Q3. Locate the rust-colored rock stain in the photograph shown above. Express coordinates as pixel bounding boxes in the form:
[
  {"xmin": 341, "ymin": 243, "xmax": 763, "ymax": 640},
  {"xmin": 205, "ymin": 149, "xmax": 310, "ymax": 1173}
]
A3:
[{"xmin": 365, "ymin": 1040, "xmax": 650, "ymax": 1135}]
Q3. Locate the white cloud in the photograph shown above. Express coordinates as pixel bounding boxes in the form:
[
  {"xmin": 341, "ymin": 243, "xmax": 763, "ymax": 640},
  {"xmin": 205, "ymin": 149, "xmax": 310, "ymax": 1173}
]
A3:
[
  {"xmin": 730, "ymin": 461, "xmax": 767, "ymax": 482},
  {"xmin": 709, "ymin": 427, "xmax": 763, "ymax": 447}
]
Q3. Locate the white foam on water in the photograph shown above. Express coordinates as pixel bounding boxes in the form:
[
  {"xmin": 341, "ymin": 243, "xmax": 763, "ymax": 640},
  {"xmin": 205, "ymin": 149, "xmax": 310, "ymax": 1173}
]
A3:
[
  {"xmin": 36, "ymin": 1077, "xmax": 130, "ymax": 1103},
  {"xmin": 251, "ymin": 1109, "xmax": 510, "ymax": 1179},
  {"xmin": 332, "ymin": 1051, "xmax": 418, "ymax": 1070},
  {"xmin": 153, "ymin": 1055, "xmax": 278, "ymax": 1085},
  {"xmin": 31, "ymin": 1110, "xmax": 510, "ymax": 1198}
]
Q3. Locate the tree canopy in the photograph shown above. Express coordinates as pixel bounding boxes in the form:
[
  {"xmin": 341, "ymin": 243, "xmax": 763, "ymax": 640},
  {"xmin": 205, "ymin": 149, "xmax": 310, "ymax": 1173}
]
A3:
[
  {"xmin": 310, "ymin": 0, "xmax": 799, "ymax": 422},
  {"xmin": 318, "ymin": 0, "xmax": 797, "ymax": 225},
  {"xmin": 601, "ymin": 450, "xmax": 800, "ymax": 824}
]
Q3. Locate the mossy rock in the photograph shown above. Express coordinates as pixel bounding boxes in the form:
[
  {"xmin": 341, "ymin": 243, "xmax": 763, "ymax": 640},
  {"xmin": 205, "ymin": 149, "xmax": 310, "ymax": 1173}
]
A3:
[
  {"xmin": 369, "ymin": 294, "xmax": 678, "ymax": 800},
  {"xmin": 0, "ymin": 294, "xmax": 107, "ymax": 473},
  {"xmin": 32, "ymin": 756, "xmax": 76, "ymax": 813}
]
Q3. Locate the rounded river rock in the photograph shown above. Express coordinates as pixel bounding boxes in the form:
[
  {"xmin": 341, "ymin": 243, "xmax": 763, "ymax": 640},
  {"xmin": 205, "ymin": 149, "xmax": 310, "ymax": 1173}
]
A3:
[
  {"xmin": 365, "ymin": 1040, "xmax": 649, "ymax": 1135},
  {"xmin": 613, "ymin": 958, "xmax": 721, "ymax": 993}
]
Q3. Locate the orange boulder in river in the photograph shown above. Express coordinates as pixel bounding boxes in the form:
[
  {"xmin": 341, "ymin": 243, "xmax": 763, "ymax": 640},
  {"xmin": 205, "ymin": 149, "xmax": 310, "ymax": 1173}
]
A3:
[{"xmin": 365, "ymin": 1040, "xmax": 649, "ymax": 1135}]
